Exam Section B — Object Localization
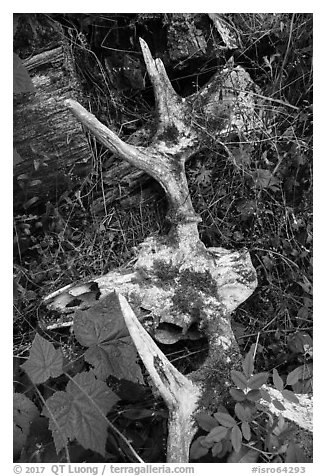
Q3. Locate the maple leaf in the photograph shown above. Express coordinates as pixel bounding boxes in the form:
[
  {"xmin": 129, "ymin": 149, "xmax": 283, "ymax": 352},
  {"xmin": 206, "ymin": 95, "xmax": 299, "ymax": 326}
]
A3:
[
  {"xmin": 42, "ymin": 391, "xmax": 75, "ymax": 454},
  {"xmin": 42, "ymin": 371, "xmax": 119, "ymax": 456},
  {"xmin": 21, "ymin": 333, "xmax": 63, "ymax": 384},
  {"xmin": 74, "ymin": 293, "xmax": 144, "ymax": 384}
]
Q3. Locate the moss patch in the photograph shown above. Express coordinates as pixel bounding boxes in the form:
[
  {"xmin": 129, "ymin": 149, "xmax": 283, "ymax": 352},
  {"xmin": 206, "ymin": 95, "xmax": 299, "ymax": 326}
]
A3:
[
  {"xmin": 178, "ymin": 268, "xmax": 218, "ymax": 295},
  {"xmin": 152, "ymin": 260, "xmax": 219, "ymax": 319}
]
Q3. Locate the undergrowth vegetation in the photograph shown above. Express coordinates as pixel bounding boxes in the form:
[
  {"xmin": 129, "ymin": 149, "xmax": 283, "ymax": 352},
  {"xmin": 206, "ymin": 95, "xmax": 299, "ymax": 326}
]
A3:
[{"xmin": 13, "ymin": 13, "xmax": 312, "ymax": 463}]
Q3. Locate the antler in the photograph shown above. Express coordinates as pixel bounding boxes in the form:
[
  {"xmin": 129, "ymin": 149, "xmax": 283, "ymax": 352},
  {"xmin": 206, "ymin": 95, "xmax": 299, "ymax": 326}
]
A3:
[{"xmin": 43, "ymin": 39, "xmax": 312, "ymax": 462}]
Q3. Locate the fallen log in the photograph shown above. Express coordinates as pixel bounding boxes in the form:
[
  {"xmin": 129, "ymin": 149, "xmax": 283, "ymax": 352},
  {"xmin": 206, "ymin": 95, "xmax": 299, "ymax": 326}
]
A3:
[
  {"xmin": 13, "ymin": 16, "xmax": 93, "ymax": 211},
  {"xmin": 43, "ymin": 38, "xmax": 312, "ymax": 462}
]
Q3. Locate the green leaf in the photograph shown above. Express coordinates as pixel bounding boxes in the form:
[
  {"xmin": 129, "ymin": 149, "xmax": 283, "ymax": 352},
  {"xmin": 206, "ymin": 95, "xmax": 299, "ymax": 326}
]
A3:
[
  {"xmin": 244, "ymin": 405, "xmax": 253, "ymax": 421},
  {"xmin": 230, "ymin": 370, "xmax": 248, "ymax": 390},
  {"xmin": 13, "ymin": 53, "xmax": 35, "ymax": 93},
  {"xmin": 211, "ymin": 441, "xmax": 223, "ymax": 458},
  {"xmin": 301, "ymin": 363, "xmax": 313, "ymax": 380},
  {"xmin": 272, "ymin": 399, "xmax": 286, "ymax": 411},
  {"xmin": 213, "ymin": 411, "xmax": 237, "ymax": 428},
  {"xmin": 227, "ymin": 447, "xmax": 258, "ymax": 463},
  {"xmin": 14, "ymin": 148, "xmax": 24, "ymax": 166},
  {"xmin": 42, "ymin": 391, "xmax": 75, "ymax": 454},
  {"xmin": 292, "ymin": 378, "xmax": 312, "ymax": 394},
  {"xmin": 234, "ymin": 403, "xmax": 253, "ymax": 422},
  {"xmin": 205, "ymin": 425, "xmax": 229, "ymax": 443},
  {"xmin": 190, "ymin": 436, "xmax": 210, "ymax": 460},
  {"xmin": 247, "ymin": 372, "xmax": 269, "ymax": 389},
  {"xmin": 42, "ymin": 371, "xmax": 119, "ymax": 456},
  {"xmin": 273, "ymin": 414, "xmax": 288, "ymax": 436},
  {"xmin": 246, "ymin": 389, "xmax": 261, "ymax": 402},
  {"xmin": 231, "ymin": 425, "xmax": 242, "ymax": 452},
  {"xmin": 84, "ymin": 338, "xmax": 143, "ymax": 383},
  {"xmin": 229, "ymin": 388, "xmax": 246, "ymax": 401},
  {"xmin": 195, "ymin": 412, "xmax": 219, "ymax": 431},
  {"xmin": 74, "ymin": 293, "xmax": 144, "ymax": 383},
  {"xmin": 242, "ymin": 350, "xmax": 254, "ymax": 378},
  {"xmin": 286, "ymin": 366, "xmax": 304, "ymax": 386},
  {"xmin": 74, "ymin": 292, "xmax": 130, "ymax": 346},
  {"xmin": 281, "ymin": 389, "xmax": 299, "ymax": 404},
  {"xmin": 241, "ymin": 421, "xmax": 251, "ymax": 441},
  {"xmin": 234, "ymin": 403, "xmax": 246, "ymax": 421},
  {"xmin": 212, "ymin": 439, "xmax": 232, "ymax": 459},
  {"xmin": 20, "ymin": 334, "xmax": 63, "ymax": 384},
  {"xmin": 273, "ymin": 369, "xmax": 284, "ymax": 392},
  {"xmin": 13, "ymin": 393, "xmax": 39, "ymax": 458},
  {"xmin": 285, "ymin": 443, "xmax": 307, "ymax": 463},
  {"xmin": 259, "ymin": 388, "xmax": 272, "ymax": 402}
]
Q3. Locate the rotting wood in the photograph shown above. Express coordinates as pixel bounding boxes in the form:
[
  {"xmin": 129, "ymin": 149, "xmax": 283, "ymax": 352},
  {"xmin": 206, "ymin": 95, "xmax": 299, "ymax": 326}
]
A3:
[
  {"xmin": 13, "ymin": 25, "xmax": 93, "ymax": 211},
  {"xmin": 43, "ymin": 38, "xmax": 312, "ymax": 462}
]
